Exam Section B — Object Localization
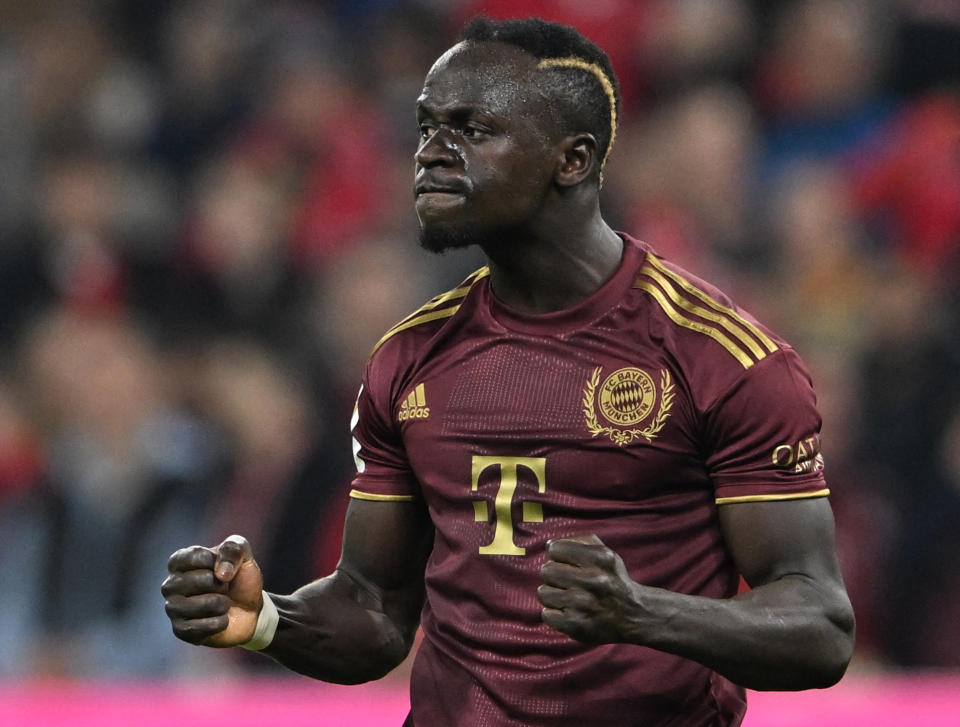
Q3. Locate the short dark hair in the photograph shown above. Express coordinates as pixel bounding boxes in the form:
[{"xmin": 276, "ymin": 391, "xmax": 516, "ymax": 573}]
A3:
[{"xmin": 458, "ymin": 16, "xmax": 620, "ymax": 175}]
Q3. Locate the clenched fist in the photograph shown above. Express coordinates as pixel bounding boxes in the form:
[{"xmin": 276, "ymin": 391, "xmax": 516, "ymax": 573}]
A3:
[
  {"xmin": 161, "ymin": 535, "xmax": 264, "ymax": 648},
  {"xmin": 538, "ymin": 534, "xmax": 655, "ymax": 645}
]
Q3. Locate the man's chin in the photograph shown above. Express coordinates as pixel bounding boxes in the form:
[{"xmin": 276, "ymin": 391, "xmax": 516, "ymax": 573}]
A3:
[{"xmin": 418, "ymin": 222, "xmax": 487, "ymax": 253}]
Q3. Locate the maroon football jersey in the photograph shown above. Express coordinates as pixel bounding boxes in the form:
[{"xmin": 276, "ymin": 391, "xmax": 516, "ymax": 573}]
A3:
[{"xmin": 350, "ymin": 235, "xmax": 828, "ymax": 726}]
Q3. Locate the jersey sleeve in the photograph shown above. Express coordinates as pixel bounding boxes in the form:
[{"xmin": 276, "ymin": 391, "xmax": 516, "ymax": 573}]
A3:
[
  {"xmin": 703, "ymin": 347, "xmax": 829, "ymax": 505},
  {"xmin": 349, "ymin": 358, "xmax": 421, "ymax": 502}
]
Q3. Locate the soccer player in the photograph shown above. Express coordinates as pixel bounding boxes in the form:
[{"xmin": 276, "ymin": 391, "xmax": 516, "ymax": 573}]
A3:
[{"xmin": 162, "ymin": 17, "xmax": 854, "ymax": 726}]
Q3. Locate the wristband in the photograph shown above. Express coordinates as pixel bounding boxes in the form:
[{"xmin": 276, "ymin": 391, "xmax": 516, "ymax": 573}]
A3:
[{"xmin": 240, "ymin": 591, "xmax": 279, "ymax": 651}]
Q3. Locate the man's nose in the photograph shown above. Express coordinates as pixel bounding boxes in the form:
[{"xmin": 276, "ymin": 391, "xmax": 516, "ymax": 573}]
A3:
[{"xmin": 415, "ymin": 128, "xmax": 459, "ymax": 167}]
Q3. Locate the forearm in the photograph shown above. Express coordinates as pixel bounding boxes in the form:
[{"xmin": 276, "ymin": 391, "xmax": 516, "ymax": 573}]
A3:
[
  {"xmin": 636, "ymin": 575, "xmax": 855, "ymax": 690},
  {"xmin": 261, "ymin": 568, "xmax": 420, "ymax": 684}
]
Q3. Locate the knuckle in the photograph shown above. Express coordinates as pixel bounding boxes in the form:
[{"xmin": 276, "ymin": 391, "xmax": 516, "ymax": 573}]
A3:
[
  {"xmin": 162, "ymin": 570, "xmax": 224, "ymax": 598},
  {"xmin": 174, "ymin": 615, "xmax": 228, "ymax": 644},
  {"xmin": 168, "ymin": 546, "xmax": 214, "ymax": 573},
  {"xmin": 167, "ymin": 548, "xmax": 190, "ymax": 572},
  {"xmin": 535, "ymin": 585, "xmax": 555, "ymax": 606},
  {"xmin": 163, "ymin": 595, "xmax": 182, "ymax": 616},
  {"xmin": 172, "ymin": 621, "xmax": 202, "ymax": 644},
  {"xmin": 192, "ymin": 570, "xmax": 219, "ymax": 589},
  {"xmin": 217, "ymin": 544, "xmax": 240, "ymax": 560},
  {"xmin": 597, "ymin": 549, "xmax": 616, "ymax": 569},
  {"xmin": 200, "ymin": 593, "xmax": 231, "ymax": 613},
  {"xmin": 584, "ymin": 571, "xmax": 608, "ymax": 593},
  {"xmin": 220, "ymin": 534, "xmax": 249, "ymax": 555},
  {"xmin": 541, "ymin": 608, "xmax": 561, "ymax": 626}
]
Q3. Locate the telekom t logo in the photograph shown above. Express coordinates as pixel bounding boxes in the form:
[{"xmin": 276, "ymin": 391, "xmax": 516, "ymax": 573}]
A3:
[{"xmin": 471, "ymin": 456, "xmax": 546, "ymax": 556}]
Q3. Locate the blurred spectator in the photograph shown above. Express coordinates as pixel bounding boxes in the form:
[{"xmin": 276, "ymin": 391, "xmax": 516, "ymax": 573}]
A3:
[
  {"xmin": 892, "ymin": 0, "xmax": 960, "ymax": 96},
  {"xmin": 150, "ymin": 0, "xmax": 258, "ymax": 176},
  {"xmin": 850, "ymin": 92, "xmax": 960, "ymax": 274},
  {"xmin": 0, "ymin": 309, "xmax": 224, "ymax": 678},
  {"xmin": 163, "ymin": 149, "xmax": 306, "ymax": 344},
  {"xmin": 756, "ymin": 0, "xmax": 897, "ymax": 185},
  {"xmin": 763, "ymin": 159, "xmax": 878, "ymax": 354},
  {"xmin": 191, "ymin": 338, "xmax": 351, "ymax": 594},
  {"xmin": 855, "ymin": 268, "xmax": 960, "ymax": 666},
  {"xmin": 643, "ymin": 0, "xmax": 757, "ymax": 97},
  {"xmin": 0, "ymin": 381, "xmax": 46, "ymax": 678},
  {"xmin": 607, "ymin": 82, "xmax": 761, "ymax": 281},
  {"xmin": 304, "ymin": 236, "xmax": 464, "ymax": 396}
]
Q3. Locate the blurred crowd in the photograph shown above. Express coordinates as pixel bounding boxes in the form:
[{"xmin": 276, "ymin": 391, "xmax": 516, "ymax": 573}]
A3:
[{"xmin": 0, "ymin": 0, "xmax": 958, "ymax": 680}]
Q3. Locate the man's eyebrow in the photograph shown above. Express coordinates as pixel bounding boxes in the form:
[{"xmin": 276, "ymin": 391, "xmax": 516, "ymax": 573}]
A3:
[{"xmin": 416, "ymin": 101, "xmax": 492, "ymax": 122}]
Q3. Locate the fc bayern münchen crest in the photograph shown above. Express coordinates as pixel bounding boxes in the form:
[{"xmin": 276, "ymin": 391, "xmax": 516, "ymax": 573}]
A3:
[{"xmin": 582, "ymin": 366, "xmax": 675, "ymax": 446}]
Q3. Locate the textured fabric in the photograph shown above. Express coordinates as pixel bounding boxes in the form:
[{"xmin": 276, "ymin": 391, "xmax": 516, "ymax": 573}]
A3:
[{"xmin": 351, "ymin": 235, "xmax": 827, "ymax": 726}]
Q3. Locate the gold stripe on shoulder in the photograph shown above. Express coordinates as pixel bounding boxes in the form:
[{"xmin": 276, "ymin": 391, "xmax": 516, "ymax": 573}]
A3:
[
  {"xmin": 645, "ymin": 255, "xmax": 778, "ymax": 354},
  {"xmin": 390, "ymin": 267, "xmax": 490, "ymax": 332},
  {"xmin": 370, "ymin": 306, "xmax": 460, "ymax": 356},
  {"xmin": 349, "ymin": 489, "xmax": 417, "ymax": 502},
  {"xmin": 639, "ymin": 265, "xmax": 766, "ymax": 361},
  {"xmin": 715, "ymin": 489, "xmax": 830, "ymax": 505},
  {"xmin": 369, "ymin": 267, "xmax": 489, "ymax": 357},
  {"xmin": 634, "ymin": 280, "xmax": 755, "ymax": 368}
]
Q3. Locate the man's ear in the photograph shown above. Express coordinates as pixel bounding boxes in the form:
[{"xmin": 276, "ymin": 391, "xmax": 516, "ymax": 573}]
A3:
[{"xmin": 554, "ymin": 133, "xmax": 598, "ymax": 187}]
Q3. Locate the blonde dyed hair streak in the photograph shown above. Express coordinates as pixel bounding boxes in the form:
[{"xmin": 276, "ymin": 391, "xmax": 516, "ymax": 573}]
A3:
[{"xmin": 537, "ymin": 56, "xmax": 618, "ymax": 180}]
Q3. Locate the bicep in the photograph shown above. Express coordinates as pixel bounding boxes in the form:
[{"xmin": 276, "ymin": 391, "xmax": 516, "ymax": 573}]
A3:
[
  {"xmin": 718, "ymin": 496, "xmax": 856, "ymax": 675},
  {"xmin": 337, "ymin": 497, "xmax": 433, "ymax": 613},
  {"xmin": 718, "ymin": 497, "xmax": 844, "ymax": 591}
]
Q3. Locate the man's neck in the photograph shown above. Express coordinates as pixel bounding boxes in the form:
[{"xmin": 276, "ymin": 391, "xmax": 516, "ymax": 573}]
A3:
[{"xmin": 480, "ymin": 207, "xmax": 623, "ymax": 315}]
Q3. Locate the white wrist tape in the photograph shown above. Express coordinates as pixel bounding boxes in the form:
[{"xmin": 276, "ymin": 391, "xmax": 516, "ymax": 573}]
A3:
[{"xmin": 240, "ymin": 591, "xmax": 279, "ymax": 651}]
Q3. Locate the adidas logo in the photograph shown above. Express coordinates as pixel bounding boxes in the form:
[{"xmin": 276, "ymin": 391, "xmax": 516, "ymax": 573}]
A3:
[{"xmin": 398, "ymin": 383, "xmax": 430, "ymax": 421}]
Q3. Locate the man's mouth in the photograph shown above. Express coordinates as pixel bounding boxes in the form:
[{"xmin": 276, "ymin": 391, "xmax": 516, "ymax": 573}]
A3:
[
  {"xmin": 414, "ymin": 176, "xmax": 469, "ymax": 197},
  {"xmin": 416, "ymin": 186, "xmax": 466, "ymax": 196},
  {"xmin": 415, "ymin": 184, "xmax": 469, "ymax": 216}
]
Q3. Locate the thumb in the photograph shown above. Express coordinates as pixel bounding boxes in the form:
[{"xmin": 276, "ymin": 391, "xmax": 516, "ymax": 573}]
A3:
[
  {"xmin": 214, "ymin": 534, "xmax": 254, "ymax": 583},
  {"xmin": 565, "ymin": 533, "xmax": 604, "ymax": 546}
]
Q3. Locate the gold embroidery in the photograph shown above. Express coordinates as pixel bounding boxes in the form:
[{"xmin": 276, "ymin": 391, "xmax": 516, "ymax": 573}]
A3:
[
  {"xmin": 583, "ymin": 367, "xmax": 674, "ymax": 446},
  {"xmin": 598, "ymin": 367, "xmax": 656, "ymax": 426}
]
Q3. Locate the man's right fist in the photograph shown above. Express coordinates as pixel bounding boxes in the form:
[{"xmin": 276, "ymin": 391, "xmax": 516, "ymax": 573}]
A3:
[{"xmin": 161, "ymin": 535, "xmax": 264, "ymax": 648}]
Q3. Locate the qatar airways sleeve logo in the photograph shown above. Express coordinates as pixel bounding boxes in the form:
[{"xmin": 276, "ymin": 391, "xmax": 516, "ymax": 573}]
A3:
[{"xmin": 772, "ymin": 433, "xmax": 825, "ymax": 474}]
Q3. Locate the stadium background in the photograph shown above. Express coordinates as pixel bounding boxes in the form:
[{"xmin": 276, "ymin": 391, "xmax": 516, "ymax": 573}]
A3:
[{"xmin": 0, "ymin": 0, "xmax": 957, "ymax": 724}]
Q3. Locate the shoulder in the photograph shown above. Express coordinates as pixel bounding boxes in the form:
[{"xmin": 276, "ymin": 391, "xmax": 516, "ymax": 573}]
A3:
[
  {"xmin": 631, "ymin": 247, "xmax": 792, "ymax": 406},
  {"xmin": 367, "ymin": 265, "xmax": 490, "ymax": 369}
]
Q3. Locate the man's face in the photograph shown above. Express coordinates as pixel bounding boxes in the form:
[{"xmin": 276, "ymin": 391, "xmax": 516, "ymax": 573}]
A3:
[{"xmin": 414, "ymin": 42, "xmax": 557, "ymax": 252}]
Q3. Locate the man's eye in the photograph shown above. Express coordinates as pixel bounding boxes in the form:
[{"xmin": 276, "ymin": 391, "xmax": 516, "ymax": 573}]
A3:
[{"xmin": 419, "ymin": 125, "xmax": 437, "ymax": 139}]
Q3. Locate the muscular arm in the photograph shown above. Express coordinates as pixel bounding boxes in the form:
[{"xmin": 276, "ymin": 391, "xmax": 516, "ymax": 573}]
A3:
[
  {"xmin": 163, "ymin": 498, "xmax": 432, "ymax": 685},
  {"xmin": 263, "ymin": 499, "xmax": 433, "ymax": 683},
  {"xmin": 538, "ymin": 498, "xmax": 855, "ymax": 691}
]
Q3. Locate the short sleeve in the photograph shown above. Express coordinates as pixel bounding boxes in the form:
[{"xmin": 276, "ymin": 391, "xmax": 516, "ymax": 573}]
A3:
[
  {"xmin": 349, "ymin": 360, "xmax": 421, "ymax": 502},
  {"xmin": 703, "ymin": 348, "xmax": 829, "ymax": 505}
]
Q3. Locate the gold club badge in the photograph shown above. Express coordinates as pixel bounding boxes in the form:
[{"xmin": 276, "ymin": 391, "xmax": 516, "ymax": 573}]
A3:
[{"xmin": 583, "ymin": 366, "xmax": 675, "ymax": 446}]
